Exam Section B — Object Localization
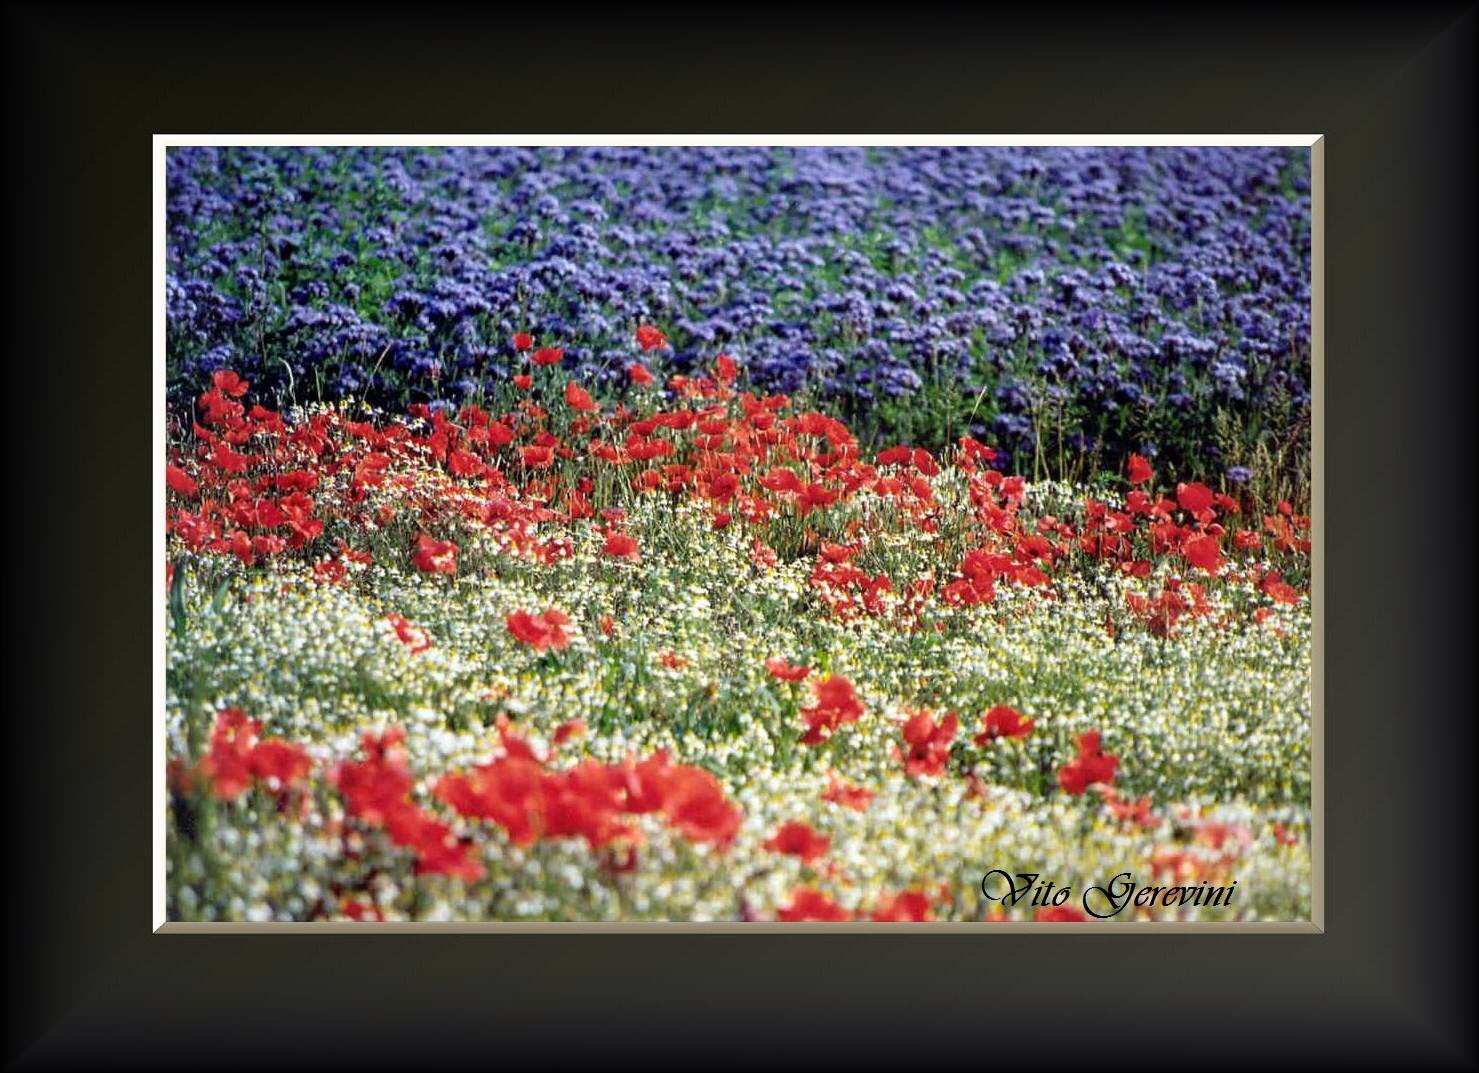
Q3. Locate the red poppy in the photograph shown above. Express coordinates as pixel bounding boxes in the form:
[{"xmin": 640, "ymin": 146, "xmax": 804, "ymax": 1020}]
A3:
[
  {"xmin": 194, "ymin": 709, "xmax": 259, "ymax": 800},
  {"xmin": 1035, "ymin": 906, "xmax": 1089, "ymax": 922},
  {"xmin": 634, "ymin": 325, "xmax": 669, "ymax": 352},
  {"xmin": 435, "ymin": 754, "xmax": 549, "ymax": 848},
  {"xmin": 552, "ymin": 719, "xmax": 587, "ymax": 747},
  {"xmin": 659, "ymin": 765, "xmax": 741, "ymax": 848},
  {"xmin": 511, "ymin": 332, "xmax": 534, "ymax": 351},
  {"xmin": 1176, "ymin": 481, "xmax": 1215, "ymax": 514},
  {"xmin": 759, "ymin": 466, "xmax": 803, "ymax": 494},
  {"xmin": 1126, "ymin": 586, "xmax": 1190, "ymax": 637},
  {"xmin": 628, "ymin": 362, "xmax": 654, "ymax": 386},
  {"xmin": 820, "ymin": 774, "xmax": 874, "ymax": 811},
  {"xmin": 166, "ymin": 464, "xmax": 199, "ymax": 496},
  {"xmin": 521, "ymin": 444, "xmax": 555, "ymax": 468},
  {"xmin": 871, "ymin": 889, "xmax": 935, "ymax": 922},
  {"xmin": 532, "ymin": 347, "xmax": 564, "ymax": 366},
  {"xmin": 818, "ymin": 542, "xmax": 856, "ymax": 564},
  {"xmin": 340, "ymin": 899, "xmax": 384, "ymax": 922},
  {"xmin": 312, "ymin": 557, "xmax": 346, "ymax": 585},
  {"xmin": 1101, "ymin": 787, "xmax": 1161, "ymax": 830},
  {"xmin": 765, "ymin": 656, "xmax": 811, "ymax": 682},
  {"xmin": 1181, "ymin": 532, "xmax": 1223, "ymax": 573},
  {"xmin": 1259, "ymin": 571, "xmax": 1300, "ymax": 604},
  {"xmin": 601, "ymin": 531, "xmax": 641, "ymax": 562},
  {"xmin": 899, "ymin": 710, "xmax": 958, "ymax": 778},
  {"xmin": 1127, "ymin": 453, "xmax": 1153, "ymax": 485},
  {"xmin": 794, "ymin": 482, "xmax": 838, "ymax": 516},
  {"xmin": 959, "ymin": 435, "xmax": 997, "ymax": 464},
  {"xmin": 750, "ymin": 539, "xmax": 779, "ymax": 571},
  {"xmin": 513, "ymin": 373, "xmax": 533, "ymax": 390},
  {"xmin": 799, "ymin": 674, "xmax": 865, "ymax": 745},
  {"xmin": 247, "ymin": 738, "xmax": 313, "ymax": 788},
  {"xmin": 565, "ymin": 381, "xmax": 598, "ymax": 412},
  {"xmin": 210, "ymin": 441, "xmax": 251, "ymax": 474},
  {"xmin": 703, "ymin": 472, "xmax": 740, "ymax": 503},
  {"xmin": 385, "ymin": 613, "xmax": 432, "ymax": 654},
  {"xmin": 212, "ymin": 370, "xmax": 251, "ymax": 398},
  {"xmin": 1233, "ymin": 529, "xmax": 1263, "ymax": 550},
  {"xmin": 763, "ymin": 821, "xmax": 830, "ymax": 863},
  {"xmin": 335, "ymin": 542, "xmax": 373, "ymax": 566},
  {"xmin": 506, "ymin": 608, "xmax": 572, "ymax": 652},
  {"xmin": 332, "ymin": 727, "xmax": 413, "ymax": 826},
  {"xmin": 777, "ymin": 887, "xmax": 851, "ymax": 922},
  {"xmin": 974, "ymin": 705, "xmax": 1034, "ymax": 744},
  {"xmin": 411, "ymin": 533, "xmax": 458, "ymax": 575},
  {"xmin": 1057, "ymin": 730, "xmax": 1120, "ymax": 795},
  {"xmin": 447, "ymin": 448, "xmax": 486, "ymax": 479}
]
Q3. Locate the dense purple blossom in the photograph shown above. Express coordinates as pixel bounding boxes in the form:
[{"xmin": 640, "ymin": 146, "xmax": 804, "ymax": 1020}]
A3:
[{"xmin": 166, "ymin": 146, "xmax": 1310, "ymax": 481}]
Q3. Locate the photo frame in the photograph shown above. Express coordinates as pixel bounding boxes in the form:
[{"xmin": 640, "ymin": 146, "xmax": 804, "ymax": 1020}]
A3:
[{"xmin": 4, "ymin": 3, "xmax": 1472, "ymax": 1066}]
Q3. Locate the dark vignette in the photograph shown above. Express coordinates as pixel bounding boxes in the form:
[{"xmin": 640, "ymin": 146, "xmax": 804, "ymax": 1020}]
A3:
[{"xmin": 2, "ymin": 2, "xmax": 1473, "ymax": 1069}]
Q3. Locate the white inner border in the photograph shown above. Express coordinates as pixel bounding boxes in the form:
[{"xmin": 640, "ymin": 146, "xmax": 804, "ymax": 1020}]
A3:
[{"xmin": 153, "ymin": 134, "xmax": 1322, "ymax": 930}]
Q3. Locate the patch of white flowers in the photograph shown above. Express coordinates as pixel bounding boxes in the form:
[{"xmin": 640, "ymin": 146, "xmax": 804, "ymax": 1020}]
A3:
[{"xmin": 167, "ymin": 477, "xmax": 1311, "ymax": 923}]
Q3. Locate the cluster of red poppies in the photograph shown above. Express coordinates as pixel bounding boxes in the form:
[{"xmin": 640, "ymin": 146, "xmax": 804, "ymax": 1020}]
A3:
[
  {"xmin": 172, "ymin": 709, "xmax": 313, "ymax": 801},
  {"xmin": 773, "ymin": 884, "xmax": 949, "ymax": 922},
  {"xmin": 167, "ymin": 334, "xmax": 1308, "ymax": 645},
  {"xmin": 504, "ymin": 608, "xmax": 573, "ymax": 652},
  {"xmin": 178, "ymin": 704, "xmax": 745, "ymax": 885},
  {"xmin": 433, "ymin": 724, "xmax": 742, "ymax": 852},
  {"xmin": 332, "ymin": 727, "xmax": 485, "ymax": 882},
  {"xmin": 897, "ymin": 710, "xmax": 961, "ymax": 778}
]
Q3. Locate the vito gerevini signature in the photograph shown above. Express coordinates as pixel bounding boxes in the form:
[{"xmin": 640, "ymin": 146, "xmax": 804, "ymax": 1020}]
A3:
[{"xmin": 981, "ymin": 869, "xmax": 1238, "ymax": 919}]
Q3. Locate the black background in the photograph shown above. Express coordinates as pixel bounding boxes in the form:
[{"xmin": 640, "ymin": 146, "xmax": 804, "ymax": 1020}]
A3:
[{"xmin": 3, "ymin": 3, "xmax": 1474, "ymax": 1069}]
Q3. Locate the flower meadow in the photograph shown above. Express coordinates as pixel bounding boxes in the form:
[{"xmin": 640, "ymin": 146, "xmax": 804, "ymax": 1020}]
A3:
[{"xmin": 165, "ymin": 148, "xmax": 1312, "ymax": 924}]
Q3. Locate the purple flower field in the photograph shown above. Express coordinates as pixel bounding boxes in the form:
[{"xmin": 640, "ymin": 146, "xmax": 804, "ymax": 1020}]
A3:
[{"xmin": 167, "ymin": 146, "xmax": 1310, "ymax": 498}]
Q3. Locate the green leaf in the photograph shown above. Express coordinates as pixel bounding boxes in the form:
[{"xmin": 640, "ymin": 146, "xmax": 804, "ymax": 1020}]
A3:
[
  {"xmin": 169, "ymin": 560, "xmax": 188, "ymax": 632},
  {"xmin": 211, "ymin": 578, "xmax": 232, "ymax": 618}
]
